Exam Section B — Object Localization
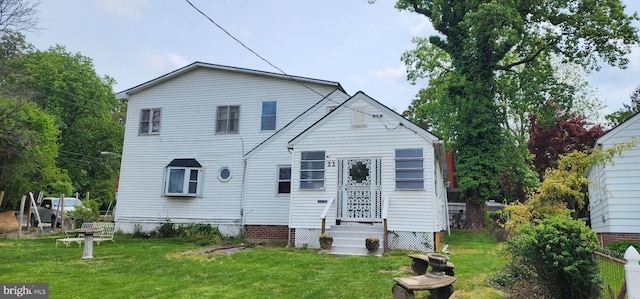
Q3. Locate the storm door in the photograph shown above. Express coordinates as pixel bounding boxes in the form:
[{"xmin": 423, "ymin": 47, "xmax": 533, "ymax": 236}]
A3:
[{"xmin": 337, "ymin": 158, "xmax": 382, "ymax": 222}]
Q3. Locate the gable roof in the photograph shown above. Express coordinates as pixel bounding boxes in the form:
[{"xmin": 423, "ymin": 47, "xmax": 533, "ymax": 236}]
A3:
[
  {"xmin": 288, "ymin": 91, "xmax": 441, "ymax": 145},
  {"xmin": 115, "ymin": 61, "xmax": 345, "ymax": 100},
  {"xmin": 243, "ymin": 89, "xmax": 349, "ymax": 159},
  {"xmin": 596, "ymin": 111, "xmax": 640, "ymax": 145}
]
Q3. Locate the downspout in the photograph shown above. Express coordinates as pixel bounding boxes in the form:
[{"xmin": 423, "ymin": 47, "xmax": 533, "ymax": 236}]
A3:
[
  {"xmin": 240, "ymin": 137, "xmax": 247, "ymax": 236},
  {"xmin": 286, "ymin": 143, "xmax": 294, "ymax": 247}
]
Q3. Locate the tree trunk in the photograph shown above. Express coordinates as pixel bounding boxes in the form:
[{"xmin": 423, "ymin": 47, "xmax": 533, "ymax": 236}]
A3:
[{"xmin": 465, "ymin": 199, "xmax": 485, "ymax": 232}]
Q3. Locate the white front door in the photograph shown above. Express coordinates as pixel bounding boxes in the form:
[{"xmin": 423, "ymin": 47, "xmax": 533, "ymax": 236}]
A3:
[{"xmin": 338, "ymin": 158, "xmax": 382, "ymax": 222}]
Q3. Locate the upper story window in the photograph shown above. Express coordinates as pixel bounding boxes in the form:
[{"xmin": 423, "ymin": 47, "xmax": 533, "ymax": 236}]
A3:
[
  {"xmin": 395, "ymin": 148, "xmax": 424, "ymax": 190},
  {"xmin": 261, "ymin": 101, "xmax": 277, "ymax": 131},
  {"xmin": 278, "ymin": 165, "xmax": 291, "ymax": 194},
  {"xmin": 164, "ymin": 159, "xmax": 203, "ymax": 197},
  {"xmin": 352, "ymin": 105, "xmax": 367, "ymax": 128},
  {"xmin": 216, "ymin": 106, "xmax": 240, "ymax": 134},
  {"xmin": 140, "ymin": 108, "xmax": 161, "ymax": 135},
  {"xmin": 300, "ymin": 151, "xmax": 325, "ymax": 190}
]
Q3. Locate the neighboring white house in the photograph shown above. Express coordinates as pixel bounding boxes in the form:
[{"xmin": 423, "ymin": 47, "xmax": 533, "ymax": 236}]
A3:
[
  {"xmin": 115, "ymin": 62, "xmax": 449, "ymax": 252},
  {"xmin": 588, "ymin": 112, "xmax": 640, "ymax": 247}
]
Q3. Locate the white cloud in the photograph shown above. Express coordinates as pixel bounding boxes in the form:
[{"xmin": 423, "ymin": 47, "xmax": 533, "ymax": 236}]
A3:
[
  {"xmin": 409, "ymin": 17, "xmax": 434, "ymax": 36},
  {"xmin": 145, "ymin": 53, "xmax": 189, "ymax": 72},
  {"xmin": 370, "ymin": 64, "xmax": 406, "ymax": 82},
  {"xmin": 95, "ymin": 0, "xmax": 150, "ymax": 18}
]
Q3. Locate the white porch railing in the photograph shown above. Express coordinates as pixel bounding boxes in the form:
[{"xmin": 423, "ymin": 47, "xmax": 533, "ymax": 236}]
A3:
[
  {"xmin": 382, "ymin": 197, "xmax": 390, "ymax": 252},
  {"xmin": 320, "ymin": 197, "xmax": 336, "ymax": 234}
]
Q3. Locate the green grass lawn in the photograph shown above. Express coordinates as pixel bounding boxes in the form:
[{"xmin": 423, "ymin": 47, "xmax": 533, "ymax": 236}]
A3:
[{"xmin": 0, "ymin": 230, "xmax": 506, "ymax": 298}]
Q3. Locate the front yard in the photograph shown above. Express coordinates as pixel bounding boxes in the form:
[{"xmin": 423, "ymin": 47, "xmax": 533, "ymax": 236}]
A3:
[{"xmin": 0, "ymin": 230, "xmax": 505, "ymax": 298}]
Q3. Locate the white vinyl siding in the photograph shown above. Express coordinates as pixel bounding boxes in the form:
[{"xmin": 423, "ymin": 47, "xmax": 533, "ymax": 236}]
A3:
[
  {"xmin": 261, "ymin": 101, "xmax": 277, "ymax": 131},
  {"xmin": 288, "ymin": 94, "xmax": 443, "ymax": 234},
  {"xmin": 139, "ymin": 108, "xmax": 161, "ymax": 135},
  {"xmin": 116, "ymin": 66, "xmax": 338, "ymax": 233},
  {"xmin": 588, "ymin": 113, "xmax": 640, "ymax": 234}
]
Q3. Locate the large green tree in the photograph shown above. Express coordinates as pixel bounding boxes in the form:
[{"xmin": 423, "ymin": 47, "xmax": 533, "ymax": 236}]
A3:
[
  {"xmin": 0, "ymin": 97, "xmax": 70, "ymax": 209},
  {"xmin": 17, "ymin": 46, "xmax": 124, "ymax": 208},
  {"xmin": 396, "ymin": 0, "xmax": 639, "ymax": 230}
]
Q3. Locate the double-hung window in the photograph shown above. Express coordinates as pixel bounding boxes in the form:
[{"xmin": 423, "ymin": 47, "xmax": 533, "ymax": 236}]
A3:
[
  {"xmin": 395, "ymin": 149, "xmax": 424, "ymax": 190},
  {"xmin": 140, "ymin": 108, "xmax": 161, "ymax": 135},
  {"xmin": 261, "ymin": 101, "xmax": 277, "ymax": 131},
  {"xmin": 164, "ymin": 159, "xmax": 203, "ymax": 197},
  {"xmin": 277, "ymin": 166, "xmax": 291, "ymax": 194},
  {"xmin": 300, "ymin": 151, "xmax": 325, "ymax": 190},
  {"xmin": 216, "ymin": 106, "xmax": 240, "ymax": 134}
]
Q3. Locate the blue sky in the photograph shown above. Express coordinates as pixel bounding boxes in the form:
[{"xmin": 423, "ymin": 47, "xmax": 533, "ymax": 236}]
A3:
[{"xmin": 25, "ymin": 0, "xmax": 640, "ymax": 116}]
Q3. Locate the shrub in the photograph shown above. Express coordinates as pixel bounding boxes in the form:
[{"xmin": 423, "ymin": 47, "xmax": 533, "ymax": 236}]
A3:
[
  {"xmin": 155, "ymin": 219, "xmax": 180, "ymax": 238},
  {"xmin": 71, "ymin": 199, "xmax": 100, "ymax": 228},
  {"xmin": 505, "ymin": 214, "xmax": 602, "ymax": 298},
  {"xmin": 606, "ymin": 240, "xmax": 640, "ymax": 255}
]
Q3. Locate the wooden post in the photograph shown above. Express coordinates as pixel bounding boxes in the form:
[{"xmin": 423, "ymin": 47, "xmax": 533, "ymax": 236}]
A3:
[
  {"xmin": 321, "ymin": 218, "xmax": 326, "ymax": 234},
  {"xmin": 383, "ymin": 218, "xmax": 388, "ymax": 252},
  {"xmin": 85, "ymin": 192, "xmax": 90, "ymax": 201},
  {"xmin": 0, "ymin": 191, "xmax": 4, "ymax": 210},
  {"xmin": 59, "ymin": 194, "xmax": 65, "ymax": 230},
  {"xmin": 17, "ymin": 195, "xmax": 26, "ymax": 238}
]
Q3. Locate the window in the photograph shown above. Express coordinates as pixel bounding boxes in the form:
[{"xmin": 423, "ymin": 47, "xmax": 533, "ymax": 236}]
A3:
[
  {"xmin": 395, "ymin": 149, "xmax": 424, "ymax": 190},
  {"xmin": 218, "ymin": 167, "xmax": 232, "ymax": 182},
  {"xmin": 300, "ymin": 151, "xmax": 325, "ymax": 190},
  {"xmin": 352, "ymin": 105, "xmax": 367, "ymax": 128},
  {"xmin": 277, "ymin": 166, "xmax": 291, "ymax": 194},
  {"xmin": 164, "ymin": 159, "xmax": 202, "ymax": 196},
  {"xmin": 261, "ymin": 101, "xmax": 277, "ymax": 131},
  {"xmin": 140, "ymin": 108, "xmax": 161, "ymax": 134},
  {"xmin": 216, "ymin": 106, "xmax": 240, "ymax": 134}
]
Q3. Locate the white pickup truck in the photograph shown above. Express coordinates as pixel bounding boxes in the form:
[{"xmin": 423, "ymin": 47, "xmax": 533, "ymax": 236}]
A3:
[{"xmin": 30, "ymin": 197, "xmax": 84, "ymax": 228}]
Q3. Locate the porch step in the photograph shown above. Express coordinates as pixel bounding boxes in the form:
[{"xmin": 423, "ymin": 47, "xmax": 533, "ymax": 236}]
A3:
[{"xmin": 323, "ymin": 224, "xmax": 384, "ymax": 256}]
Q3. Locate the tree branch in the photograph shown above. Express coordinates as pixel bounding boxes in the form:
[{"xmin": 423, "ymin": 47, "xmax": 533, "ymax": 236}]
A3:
[{"xmin": 496, "ymin": 39, "xmax": 558, "ymax": 71}]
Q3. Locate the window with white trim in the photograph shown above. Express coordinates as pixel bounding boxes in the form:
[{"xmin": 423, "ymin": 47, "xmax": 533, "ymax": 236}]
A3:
[
  {"xmin": 216, "ymin": 106, "xmax": 239, "ymax": 134},
  {"xmin": 140, "ymin": 108, "xmax": 161, "ymax": 135},
  {"xmin": 395, "ymin": 149, "xmax": 424, "ymax": 190},
  {"xmin": 300, "ymin": 151, "xmax": 325, "ymax": 190},
  {"xmin": 218, "ymin": 167, "xmax": 232, "ymax": 182},
  {"xmin": 277, "ymin": 166, "xmax": 291, "ymax": 194},
  {"xmin": 261, "ymin": 101, "xmax": 277, "ymax": 131},
  {"xmin": 164, "ymin": 159, "xmax": 202, "ymax": 197}
]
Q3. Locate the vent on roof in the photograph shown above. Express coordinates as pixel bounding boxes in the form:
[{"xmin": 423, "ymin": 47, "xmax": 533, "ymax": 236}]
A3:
[{"xmin": 167, "ymin": 158, "xmax": 202, "ymax": 168}]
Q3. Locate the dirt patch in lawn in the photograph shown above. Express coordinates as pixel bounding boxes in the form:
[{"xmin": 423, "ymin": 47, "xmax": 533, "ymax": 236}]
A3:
[{"xmin": 178, "ymin": 244, "xmax": 255, "ymax": 256}]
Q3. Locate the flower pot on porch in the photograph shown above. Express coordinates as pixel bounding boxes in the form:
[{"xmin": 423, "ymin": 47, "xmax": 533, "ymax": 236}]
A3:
[
  {"xmin": 365, "ymin": 237, "xmax": 380, "ymax": 252},
  {"xmin": 319, "ymin": 233, "xmax": 333, "ymax": 250}
]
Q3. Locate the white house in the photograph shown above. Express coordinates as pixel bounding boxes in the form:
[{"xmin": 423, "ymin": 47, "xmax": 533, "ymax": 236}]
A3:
[
  {"xmin": 115, "ymin": 62, "xmax": 449, "ymax": 253},
  {"xmin": 588, "ymin": 112, "xmax": 640, "ymax": 247}
]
